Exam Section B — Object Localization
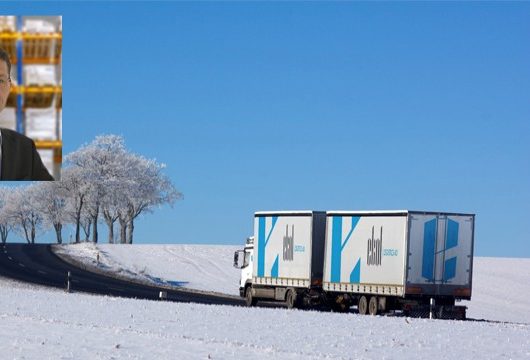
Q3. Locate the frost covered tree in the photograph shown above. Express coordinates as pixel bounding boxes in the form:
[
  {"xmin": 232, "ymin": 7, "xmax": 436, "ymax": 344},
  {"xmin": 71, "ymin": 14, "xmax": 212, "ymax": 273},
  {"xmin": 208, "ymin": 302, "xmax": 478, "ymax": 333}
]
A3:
[
  {"xmin": 0, "ymin": 134, "xmax": 182, "ymax": 245},
  {"xmin": 65, "ymin": 135, "xmax": 128, "ymax": 243},
  {"xmin": 102, "ymin": 186, "xmax": 122, "ymax": 244},
  {"xmin": 5, "ymin": 186, "xmax": 44, "ymax": 244},
  {"xmin": 101, "ymin": 179, "xmax": 125, "ymax": 244},
  {"xmin": 0, "ymin": 187, "xmax": 15, "ymax": 243},
  {"xmin": 60, "ymin": 167, "xmax": 90, "ymax": 243},
  {"xmin": 65, "ymin": 134, "xmax": 182, "ymax": 244},
  {"xmin": 32, "ymin": 182, "xmax": 68, "ymax": 244},
  {"xmin": 116, "ymin": 153, "xmax": 182, "ymax": 244},
  {"xmin": 80, "ymin": 203, "xmax": 93, "ymax": 242}
]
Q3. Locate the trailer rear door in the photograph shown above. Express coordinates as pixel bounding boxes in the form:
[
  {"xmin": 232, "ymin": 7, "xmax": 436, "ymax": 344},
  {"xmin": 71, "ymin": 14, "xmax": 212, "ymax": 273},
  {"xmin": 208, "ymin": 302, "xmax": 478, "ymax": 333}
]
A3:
[{"xmin": 406, "ymin": 213, "xmax": 474, "ymax": 293}]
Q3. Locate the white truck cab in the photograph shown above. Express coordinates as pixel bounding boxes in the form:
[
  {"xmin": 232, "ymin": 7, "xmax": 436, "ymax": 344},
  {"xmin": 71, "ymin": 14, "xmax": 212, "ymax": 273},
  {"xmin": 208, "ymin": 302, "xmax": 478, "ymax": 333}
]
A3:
[{"xmin": 233, "ymin": 236, "xmax": 254, "ymax": 300}]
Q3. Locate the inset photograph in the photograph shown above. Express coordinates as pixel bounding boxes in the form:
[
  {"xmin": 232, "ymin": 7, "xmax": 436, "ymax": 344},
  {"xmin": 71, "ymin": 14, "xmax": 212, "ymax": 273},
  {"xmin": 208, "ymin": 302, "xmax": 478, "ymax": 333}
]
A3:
[{"xmin": 0, "ymin": 15, "xmax": 61, "ymax": 181}]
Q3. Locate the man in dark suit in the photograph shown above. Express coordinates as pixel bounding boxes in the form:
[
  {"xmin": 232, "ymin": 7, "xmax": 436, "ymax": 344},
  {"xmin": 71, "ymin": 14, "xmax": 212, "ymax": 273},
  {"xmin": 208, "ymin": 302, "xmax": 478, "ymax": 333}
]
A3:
[{"xmin": 0, "ymin": 48, "xmax": 53, "ymax": 181}]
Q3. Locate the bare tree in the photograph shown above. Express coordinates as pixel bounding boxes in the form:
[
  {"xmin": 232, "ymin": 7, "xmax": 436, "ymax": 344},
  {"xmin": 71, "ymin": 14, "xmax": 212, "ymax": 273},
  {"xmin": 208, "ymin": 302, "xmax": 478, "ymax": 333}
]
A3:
[
  {"xmin": 116, "ymin": 154, "xmax": 182, "ymax": 244},
  {"xmin": 125, "ymin": 159, "xmax": 181, "ymax": 244},
  {"xmin": 61, "ymin": 167, "xmax": 89, "ymax": 243},
  {"xmin": 5, "ymin": 186, "xmax": 43, "ymax": 244},
  {"xmin": 65, "ymin": 135, "xmax": 128, "ymax": 243},
  {"xmin": 0, "ymin": 187, "xmax": 15, "ymax": 243},
  {"xmin": 102, "ymin": 186, "xmax": 121, "ymax": 244},
  {"xmin": 80, "ymin": 203, "xmax": 92, "ymax": 241},
  {"xmin": 0, "ymin": 134, "xmax": 182, "ymax": 245},
  {"xmin": 66, "ymin": 134, "xmax": 182, "ymax": 245},
  {"xmin": 32, "ymin": 182, "xmax": 68, "ymax": 244}
]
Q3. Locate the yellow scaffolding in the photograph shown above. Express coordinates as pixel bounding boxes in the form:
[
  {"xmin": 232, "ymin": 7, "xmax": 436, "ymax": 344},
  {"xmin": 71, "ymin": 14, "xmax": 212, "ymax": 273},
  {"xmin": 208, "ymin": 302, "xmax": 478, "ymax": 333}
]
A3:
[
  {"xmin": 1, "ymin": 17, "xmax": 62, "ymax": 179},
  {"xmin": 0, "ymin": 32, "xmax": 62, "ymax": 65}
]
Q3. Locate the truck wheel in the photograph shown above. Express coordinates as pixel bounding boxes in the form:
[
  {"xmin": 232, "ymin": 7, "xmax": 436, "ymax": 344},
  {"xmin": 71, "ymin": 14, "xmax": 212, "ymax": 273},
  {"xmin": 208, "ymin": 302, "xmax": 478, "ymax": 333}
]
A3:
[
  {"xmin": 286, "ymin": 289, "xmax": 298, "ymax": 309},
  {"xmin": 245, "ymin": 287, "xmax": 257, "ymax": 307},
  {"xmin": 332, "ymin": 302, "xmax": 349, "ymax": 313},
  {"xmin": 368, "ymin": 296, "xmax": 378, "ymax": 316},
  {"xmin": 331, "ymin": 294, "xmax": 351, "ymax": 313},
  {"xmin": 358, "ymin": 296, "xmax": 368, "ymax": 315}
]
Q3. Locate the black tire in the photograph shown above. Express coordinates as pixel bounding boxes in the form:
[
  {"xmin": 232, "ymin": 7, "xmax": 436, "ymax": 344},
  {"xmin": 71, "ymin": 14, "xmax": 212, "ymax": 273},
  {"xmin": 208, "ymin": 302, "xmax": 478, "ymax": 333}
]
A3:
[
  {"xmin": 286, "ymin": 289, "xmax": 298, "ymax": 309},
  {"xmin": 368, "ymin": 296, "xmax": 378, "ymax": 316},
  {"xmin": 245, "ymin": 287, "xmax": 257, "ymax": 307},
  {"xmin": 330, "ymin": 294, "xmax": 352, "ymax": 313},
  {"xmin": 332, "ymin": 302, "xmax": 350, "ymax": 313},
  {"xmin": 358, "ymin": 296, "xmax": 368, "ymax": 315}
]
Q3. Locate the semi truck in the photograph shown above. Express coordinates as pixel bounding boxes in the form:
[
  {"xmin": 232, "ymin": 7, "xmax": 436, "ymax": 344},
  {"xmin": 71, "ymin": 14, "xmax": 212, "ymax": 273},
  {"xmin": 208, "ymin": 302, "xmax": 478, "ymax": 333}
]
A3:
[{"xmin": 233, "ymin": 210, "xmax": 475, "ymax": 319}]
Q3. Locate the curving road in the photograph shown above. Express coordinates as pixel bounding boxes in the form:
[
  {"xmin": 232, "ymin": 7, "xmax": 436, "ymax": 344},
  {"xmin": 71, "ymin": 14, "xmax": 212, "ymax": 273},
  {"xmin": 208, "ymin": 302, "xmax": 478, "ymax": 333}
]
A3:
[{"xmin": 0, "ymin": 243, "xmax": 245, "ymax": 307}]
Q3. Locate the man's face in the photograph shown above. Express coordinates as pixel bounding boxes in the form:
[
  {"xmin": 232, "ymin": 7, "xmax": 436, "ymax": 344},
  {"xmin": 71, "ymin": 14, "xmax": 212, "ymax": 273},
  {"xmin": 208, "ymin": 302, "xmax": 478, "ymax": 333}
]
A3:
[{"xmin": 0, "ymin": 60, "xmax": 11, "ymax": 113}]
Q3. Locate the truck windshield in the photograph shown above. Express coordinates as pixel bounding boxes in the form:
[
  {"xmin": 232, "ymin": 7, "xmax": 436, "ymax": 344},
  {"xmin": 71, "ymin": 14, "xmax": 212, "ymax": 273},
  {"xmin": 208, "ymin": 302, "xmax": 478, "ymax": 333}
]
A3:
[{"xmin": 243, "ymin": 251, "xmax": 250, "ymax": 268}]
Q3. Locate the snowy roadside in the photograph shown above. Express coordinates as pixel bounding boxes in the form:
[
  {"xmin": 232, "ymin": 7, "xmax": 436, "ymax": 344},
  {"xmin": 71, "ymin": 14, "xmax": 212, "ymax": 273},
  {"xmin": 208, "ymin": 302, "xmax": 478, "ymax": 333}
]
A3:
[{"xmin": 52, "ymin": 243, "xmax": 241, "ymax": 296}]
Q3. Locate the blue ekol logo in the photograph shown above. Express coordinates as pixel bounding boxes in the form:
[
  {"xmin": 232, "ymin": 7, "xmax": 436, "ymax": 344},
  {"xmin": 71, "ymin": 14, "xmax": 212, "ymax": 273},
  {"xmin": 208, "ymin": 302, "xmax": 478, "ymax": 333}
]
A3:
[
  {"xmin": 367, "ymin": 226, "xmax": 398, "ymax": 267},
  {"xmin": 283, "ymin": 225, "xmax": 305, "ymax": 262},
  {"xmin": 283, "ymin": 225, "xmax": 294, "ymax": 261},
  {"xmin": 367, "ymin": 226, "xmax": 383, "ymax": 266}
]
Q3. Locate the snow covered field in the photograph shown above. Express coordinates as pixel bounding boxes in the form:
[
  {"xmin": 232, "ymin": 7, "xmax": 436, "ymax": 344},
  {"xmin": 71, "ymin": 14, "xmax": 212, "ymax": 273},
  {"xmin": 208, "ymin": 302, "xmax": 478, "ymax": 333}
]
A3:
[{"xmin": 0, "ymin": 244, "xmax": 528, "ymax": 359}]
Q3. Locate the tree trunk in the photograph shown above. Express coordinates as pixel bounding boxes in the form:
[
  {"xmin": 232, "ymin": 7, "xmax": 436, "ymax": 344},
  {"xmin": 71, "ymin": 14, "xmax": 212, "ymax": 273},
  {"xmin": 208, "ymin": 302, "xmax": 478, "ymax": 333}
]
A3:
[
  {"xmin": 126, "ymin": 218, "xmax": 134, "ymax": 244},
  {"xmin": 83, "ymin": 222, "xmax": 91, "ymax": 242},
  {"xmin": 75, "ymin": 196, "xmax": 84, "ymax": 243},
  {"xmin": 92, "ymin": 217, "xmax": 98, "ymax": 243},
  {"xmin": 103, "ymin": 211, "xmax": 115, "ymax": 244},
  {"xmin": 75, "ymin": 212, "xmax": 81, "ymax": 243},
  {"xmin": 119, "ymin": 217, "xmax": 127, "ymax": 244},
  {"xmin": 30, "ymin": 224, "xmax": 35, "ymax": 244},
  {"xmin": 92, "ymin": 205, "xmax": 99, "ymax": 243},
  {"xmin": 22, "ymin": 222, "xmax": 31, "ymax": 244},
  {"xmin": 108, "ymin": 221, "xmax": 114, "ymax": 244},
  {"xmin": 0, "ymin": 226, "xmax": 8, "ymax": 243},
  {"xmin": 54, "ymin": 223, "xmax": 62, "ymax": 244}
]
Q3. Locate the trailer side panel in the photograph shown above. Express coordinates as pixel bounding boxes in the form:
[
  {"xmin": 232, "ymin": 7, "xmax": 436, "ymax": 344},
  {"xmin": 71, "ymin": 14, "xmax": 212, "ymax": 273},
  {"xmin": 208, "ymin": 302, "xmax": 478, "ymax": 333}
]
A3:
[
  {"xmin": 322, "ymin": 213, "xmax": 408, "ymax": 296},
  {"xmin": 253, "ymin": 212, "xmax": 322, "ymax": 288}
]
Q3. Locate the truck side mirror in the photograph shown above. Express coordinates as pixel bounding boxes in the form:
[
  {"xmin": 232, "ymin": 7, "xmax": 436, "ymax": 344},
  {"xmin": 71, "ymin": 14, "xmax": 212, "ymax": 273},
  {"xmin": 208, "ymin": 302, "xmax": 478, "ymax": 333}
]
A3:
[
  {"xmin": 233, "ymin": 250, "xmax": 245, "ymax": 269},
  {"xmin": 233, "ymin": 251, "xmax": 239, "ymax": 268}
]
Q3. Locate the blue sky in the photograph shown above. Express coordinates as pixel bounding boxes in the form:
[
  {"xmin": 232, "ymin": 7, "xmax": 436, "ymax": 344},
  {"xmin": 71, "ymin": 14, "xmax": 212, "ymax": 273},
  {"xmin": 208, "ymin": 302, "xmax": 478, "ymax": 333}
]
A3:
[{"xmin": 2, "ymin": 2, "xmax": 529, "ymax": 257}]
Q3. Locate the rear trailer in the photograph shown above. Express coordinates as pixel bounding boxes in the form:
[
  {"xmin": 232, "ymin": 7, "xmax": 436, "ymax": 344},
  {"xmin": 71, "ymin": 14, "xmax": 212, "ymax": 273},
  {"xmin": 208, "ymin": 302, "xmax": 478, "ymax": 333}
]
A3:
[
  {"xmin": 249, "ymin": 211, "xmax": 326, "ymax": 308},
  {"xmin": 322, "ymin": 211, "xmax": 475, "ymax": 318}
]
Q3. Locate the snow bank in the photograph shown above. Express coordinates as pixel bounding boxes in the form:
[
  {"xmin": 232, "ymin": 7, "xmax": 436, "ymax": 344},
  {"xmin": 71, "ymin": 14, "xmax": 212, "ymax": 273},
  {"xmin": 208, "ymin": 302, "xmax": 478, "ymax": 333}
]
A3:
[
  {"xmin": 53, "ymin": 243, "xmax": 241, "ymax": 295},
  {"xmin": 462, "ymin": 257, "xmax": 530, "ymax": 323}
]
